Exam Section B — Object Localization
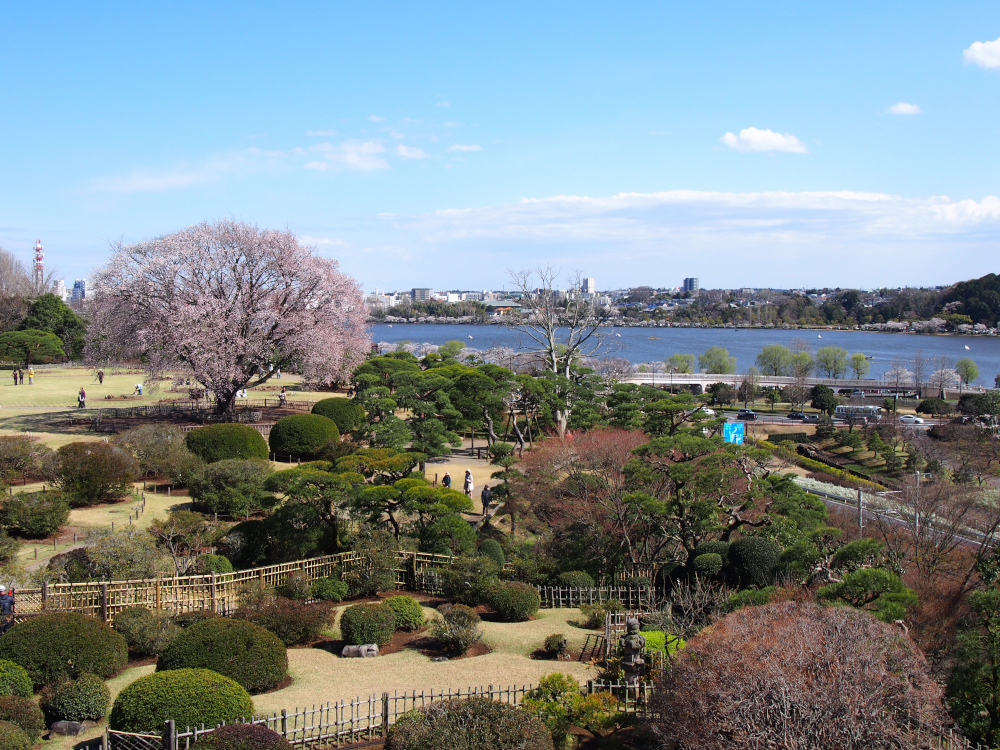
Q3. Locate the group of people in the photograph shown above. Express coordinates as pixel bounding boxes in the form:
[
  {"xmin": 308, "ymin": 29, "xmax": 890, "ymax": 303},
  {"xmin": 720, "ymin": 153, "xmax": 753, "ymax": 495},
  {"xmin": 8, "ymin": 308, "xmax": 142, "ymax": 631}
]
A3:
[
  {"xmin": 9, "ymin": 368, "xmax": 34, "ymax": 385},
  {"xmin": 442, "ymin": 470, "xmax": 494, "ymax": 517}
]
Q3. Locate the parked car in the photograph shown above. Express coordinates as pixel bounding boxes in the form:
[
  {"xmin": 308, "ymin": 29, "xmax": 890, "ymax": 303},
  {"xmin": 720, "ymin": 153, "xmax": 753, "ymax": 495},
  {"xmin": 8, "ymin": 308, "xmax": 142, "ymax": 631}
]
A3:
[
  {"xmin": 787, "ymin": 411, "xmax": 805, "ymax": 420},
  {"xmin": 737, "ymin": 409, "xmax": 759, "ymax": 421},
  {"xmin": 899, "ymin": 414, "xmax": 925, "ymax": 424},
  {"xmin": 851, "ymin": 390, "xmax": 865, "ymax": 399},
  {"xmin": 695, "ymin": 407, "xmax": 716, "ymax": 416},
  {"xmin": 802, "ymin": 414, "xmax": 820, "ymax": 423}
]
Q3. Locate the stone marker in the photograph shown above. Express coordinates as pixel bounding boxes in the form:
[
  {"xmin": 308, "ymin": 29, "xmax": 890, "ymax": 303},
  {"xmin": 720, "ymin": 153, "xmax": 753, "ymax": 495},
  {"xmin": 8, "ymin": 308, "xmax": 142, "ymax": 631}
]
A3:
[
  {"xmin": 50, "ymin": 721, "xmax": 86, "ymax": 736},
  {"xmin": 341, "ymin": 644, "xmax": 379, "ymax": 658}
]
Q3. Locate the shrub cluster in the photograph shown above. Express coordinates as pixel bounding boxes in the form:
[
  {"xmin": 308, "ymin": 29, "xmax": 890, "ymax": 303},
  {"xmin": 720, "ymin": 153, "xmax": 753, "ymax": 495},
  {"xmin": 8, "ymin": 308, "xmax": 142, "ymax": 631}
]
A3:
[
  {"xmin": 311, "ymin": 576, "xmax": 348, "ymax": 602},
  {"xmin": 485, "ymin": 582, "xmax": 540, "ymax": 622},
  {"xmin": 0, "ymin": 699, "xmax": 43, "ymax": 744},
  {"xmin": 0, "ymin": 663, "xmax": 31, "ymax": 700},
  {"xmin": 556, "ymin": 571, "xmax": 594, "ymax": 588},
  {"xmin": 436, "ymin": 557, "xmax": 499, "ymax": 606},
  {"xmin": 477, "ymin": 539, "xmax": 505, "ymax": 569},
  {"xmin": 385, "ymin": 697, "xmax": 553, "ymax": 750},
  {"xmin": 544, "ymin": 634, "xmax": 568, "ymax": 657},
  {"xmin": 171, "ymin": 610, "xmax": 220, "ymax": 629},
  {"xmin": 578, "ymin": 600, "xmax": 623, "ymax": 630},
  {"xmin": 188, "ymin": 460, "xmax": 274, "ymax": 517},
  {"xmin": 339, "ymin": 603, "xmax": 396, "ymax": 646},
  {"xmin": 195, "ymin": 554, "xmax": 234, "ymax": 574},
  {"xmin": 0, "ymin": 491, "xmax": 70, "ymax": 538},
  {"xmin": 157, "ymin": 618, "xmax": 288, "ymax": 694},
  {"xmin": 275, "ymin": 571, "xmax": 311, "ymax": 601},
  {"xmin": 53, "ymin": 442, "xmax": 138, "ymax": 507},
  {"xmin": 233, "ymin": 599, "xmax": 332, "ymax": 646},
  {"xmin": 110, "ymin": 669, "xmax": 254, "ymax": 733},
  {"xmin": 311, "ymin": 399, "xmax": 364, "ymax": 433},
  {"xmin": 268, "ymin": 415, "xmax": 340, "ymax": 460},
  {"xmin": 692, "ymin": 553, "xmax": 724, "ymax": 578},
  {"xmin": 0, "ymin": 721, "xmax": 29, "ymax": 750},
  {"xmin": 385, "ymin": 596, "xmax": 424, "ymax": 631},
  {"xmin": 430, "ymin": 604, "xmax": 483, "ymax": 655},
  {"xmin": 728, "ymin": 537, "xmax": 781, "ymax": 589},
  {"xmin": 113, "ymin": 607, "xmax": 181, "ymax": 657},
  {"xmin": 193, "ymin": 724, "xmax": 293, "ymax": 750},
  {"xmin": 40, "ymin": 673, "xmax": 111, "ymax": 723},
  {"xmin": 0, "ymin": 613, "xmax": 128, "ymax": 688},
  {"xmin": 185, "ymin": 424, "xmax": 269, "ymax": 464}
]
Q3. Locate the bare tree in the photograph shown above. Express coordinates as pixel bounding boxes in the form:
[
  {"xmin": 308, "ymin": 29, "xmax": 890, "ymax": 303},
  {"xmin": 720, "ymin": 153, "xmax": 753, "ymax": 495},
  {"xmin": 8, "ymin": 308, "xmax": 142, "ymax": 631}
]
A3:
[
  {"xmin": 912, "ymin": 351, "xmax": 926, "ymax": 398},
  {"xmin": 586, "ymin": 356, "xmax": 634, "ymax": 387},
  {"xmin": 0, "ymin": 248, "xmax": 32, "ymax": 333}
]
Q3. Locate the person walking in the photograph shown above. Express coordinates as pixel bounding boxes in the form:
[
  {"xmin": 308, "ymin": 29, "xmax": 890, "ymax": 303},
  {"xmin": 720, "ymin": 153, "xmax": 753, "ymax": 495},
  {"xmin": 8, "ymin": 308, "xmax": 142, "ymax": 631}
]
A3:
[
  {"xmin": 0, "ymin": 585, "xmax": 14, "ymax": 635},
  {"xmin": 442, "ymin": 471, "xmax": 452, "ymax": 489},
  {"xmin": 278, "ymin": 386, "xmax": 287, "ymax": 406},
  {"xmin": 463, "ymin": 470, "xmax": 474, "ymax": 497},
  {"xmin": 97, "ymin": 369, "xmax": 104, "ymax": 385},
  {"xmin": 27, "ymin": 367, "xmax": 34, "ymax": 385},
  {"xmin": 10, "ymin": 371, "xmax": 16, "ymax": 386},
  {"xmin": 77, "ymin": 387, "xmax": 86, "ymax": 409},
  {"xmin": 17, "ymin": 369, "xmax": 23, "ymax": 385},
  {"xmin": 480, "ymin": 484, "xmax": 493, "ymax": 517}
]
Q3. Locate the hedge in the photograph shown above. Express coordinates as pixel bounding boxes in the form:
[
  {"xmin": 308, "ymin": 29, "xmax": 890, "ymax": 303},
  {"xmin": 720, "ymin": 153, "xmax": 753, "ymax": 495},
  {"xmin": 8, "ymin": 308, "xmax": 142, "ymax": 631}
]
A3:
[
  {"xmin": 0, "ymin": 722, "xmax": 29, "ymax": 750},
  {"xmin": 0, "ymin": 613, "xmax": 127, "ymax": 689},
  {"xmin": 311, "ymin": 399, "xmax": 364, "ymax": 433},
  {"xmin": 196, "ymin": 554, "xmax": 235, "ymax": 574},
  {"xmin": 311, "ymin": 577, "xmax": 348, "ymax": 602},
  {"xmin": 0, "ymin": 491, "xmax": 70, "ymax": 538},
  {"xmin": 157, "ymin": 618, "xmax": 287, "ymax": 694},
  {"xmin": 185, "ymin": 424, "xmax": 269, "ymax": 463},
  {"xmin": 477, "ymin": 539, "xmax": 505, "ymax": 569},
  {"xmin": 194, "ymin": 724, "xmax": 293, "ymax": 750},
  {"xmin": 40, "ymin": 673, "xmax": 111, "ymax": 723},
  {"xmin": 485, "ymin": 582, "xmax": 540, "ymax": 622},
  {"xmin": 728, "ymin": 537, "xmax": 781, "ymax": 589},
  {"xmin": 268, "ymin": 415, "xmax": 340, "ymax": 460},
  {"xmin": 385, "ymin": 697, "xmax": 553, "ymax": 750},
  {"xmin": 0, "ymin": 699, "xmax": 43, "ymax": 744},
  {"xmin": 758, "ymin": 440, "xmax": 883, "ymax": 491},
  {"xmin": 556, "ymin": 571, "xmax": 594, "ymax": 588},
  {"xmin": 110, "ymin": 669, "xmax": 254, "ymax": 733},
  {"xmin": 384, "ymin": 596, "xmax": 424, "ymax": 631},
  {"xmin": 232, "ymin": 600, "xmax": 332, "ymax": 646},
  {"xmin": 0, "ymin": 663, "xmax": 30, "ymax": 700},
  {"xmin": 339, "ymin": 603, "xmax": 396, "ymax": 646}
]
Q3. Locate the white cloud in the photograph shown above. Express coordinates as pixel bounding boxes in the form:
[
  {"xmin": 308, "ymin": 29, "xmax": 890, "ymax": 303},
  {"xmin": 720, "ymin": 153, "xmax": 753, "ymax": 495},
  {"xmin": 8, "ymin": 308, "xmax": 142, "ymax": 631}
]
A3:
[
  {"xmin": 368, "ymin": 114, "xmax": 386, "ymax": 122},
  {"xmin": 443, "ymin": 122, "xmax": 463, "ymax": 127},
  {"xmin": 447, "ymin": 144, "xmax": 482, "ymax": 152},
  {"xmin": 436, "ymin": 100, "xmax": 450, "ymax": 107},
  {"xmin": 88, "ymin": 151, "xmax": 262, "ymax": 193},
  {"xmin": 306, "ymin": 129, "xmax": 338, "ymax": 136},
  {"xmin": 720, "ymin": 127, "xmax": 808, "ymax": 154},
  {"xmin": 300, "ymin": 235, "xmax": 350, "ymax": 248},
  {"xmin": 964, "ymin": 36, "xmax": 1000, "ymax": 69},
  {"xmin": 887, "ymin": 102, "xmax": 922, "ymax": 115},
  {"xmin": 396, "ymin": 145, "xmax": 429, "ymax": 159},
  {"xmin": 307, "ymin": 140, "xmax": 388, "ymax": 170}
]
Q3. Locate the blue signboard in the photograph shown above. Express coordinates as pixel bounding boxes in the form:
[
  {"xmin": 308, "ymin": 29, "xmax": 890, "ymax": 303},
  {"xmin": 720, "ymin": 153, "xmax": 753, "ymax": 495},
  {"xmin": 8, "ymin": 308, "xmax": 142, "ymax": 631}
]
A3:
[{"xmin": 723, "ymin": 422, "xmax": 745, "ymax": 445}]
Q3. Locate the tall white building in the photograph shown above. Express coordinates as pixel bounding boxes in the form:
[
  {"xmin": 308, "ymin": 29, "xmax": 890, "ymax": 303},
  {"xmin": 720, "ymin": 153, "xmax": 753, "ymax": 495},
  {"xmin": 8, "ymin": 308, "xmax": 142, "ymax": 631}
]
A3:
[
  {"xmin": 582, "ymin": 277, "xmax": 596, "ymax": 294},
  {"xmin": 53, "ymin": 280, "xmax": 67, "ymax": 301}
]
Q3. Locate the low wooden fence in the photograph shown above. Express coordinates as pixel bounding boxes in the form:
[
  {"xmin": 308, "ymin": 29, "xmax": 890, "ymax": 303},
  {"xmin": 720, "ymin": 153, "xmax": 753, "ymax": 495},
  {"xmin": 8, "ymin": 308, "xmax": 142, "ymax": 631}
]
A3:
[
  {"xmin": 102, "ymin": 680, "xmax": 650, "ymax": 750},
  {"xmin": 536, "ymin": 585, "xmax": 652, "ymax": 610}
]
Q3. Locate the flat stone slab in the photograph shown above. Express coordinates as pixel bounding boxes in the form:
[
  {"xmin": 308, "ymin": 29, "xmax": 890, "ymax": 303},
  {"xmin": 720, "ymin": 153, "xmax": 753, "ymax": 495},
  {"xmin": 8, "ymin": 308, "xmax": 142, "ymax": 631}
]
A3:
[
  {"xmin": 341, "ymin": 644, "xmax": 379, "ymax": 658},
  {"xmin": 50, "ymin": 721, "xmax": 86, "ymax": 736}
]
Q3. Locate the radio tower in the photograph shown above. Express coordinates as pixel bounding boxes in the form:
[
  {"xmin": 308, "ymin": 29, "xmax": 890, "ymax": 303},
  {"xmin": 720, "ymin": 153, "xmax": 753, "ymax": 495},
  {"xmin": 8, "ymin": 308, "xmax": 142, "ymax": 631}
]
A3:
[{"xmin": 33, "ymin": 240, "xmax": 44, "ymax": 291}]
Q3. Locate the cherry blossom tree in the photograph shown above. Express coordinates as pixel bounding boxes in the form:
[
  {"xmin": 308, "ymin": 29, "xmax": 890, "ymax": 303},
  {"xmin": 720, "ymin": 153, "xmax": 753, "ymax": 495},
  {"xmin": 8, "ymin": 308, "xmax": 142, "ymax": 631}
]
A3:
[{"xmin": 86, "ymin": 220, "xmax": 369, "ymax": 414}]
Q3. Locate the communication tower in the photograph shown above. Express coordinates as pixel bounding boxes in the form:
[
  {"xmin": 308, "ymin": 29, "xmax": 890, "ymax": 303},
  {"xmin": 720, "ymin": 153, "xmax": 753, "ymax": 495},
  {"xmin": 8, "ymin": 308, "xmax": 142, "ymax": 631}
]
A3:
[{"xmin": 33, "ymin": 240, "xmax": 44, "ymax": 290}]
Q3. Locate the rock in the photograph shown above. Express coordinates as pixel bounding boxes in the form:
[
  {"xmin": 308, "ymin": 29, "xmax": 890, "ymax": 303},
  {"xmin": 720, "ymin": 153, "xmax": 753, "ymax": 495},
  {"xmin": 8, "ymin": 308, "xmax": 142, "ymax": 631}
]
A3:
[
  {"xmin": 50, "ymin": 721, "xmax": 86, "ymax": 736},
  {"xmin": 341, "ymin": 643, "xmax": 379, "ymax": 658},
  {"xmin": 431, "ymin": 656, "xmax": 449, "ymax": 662}
]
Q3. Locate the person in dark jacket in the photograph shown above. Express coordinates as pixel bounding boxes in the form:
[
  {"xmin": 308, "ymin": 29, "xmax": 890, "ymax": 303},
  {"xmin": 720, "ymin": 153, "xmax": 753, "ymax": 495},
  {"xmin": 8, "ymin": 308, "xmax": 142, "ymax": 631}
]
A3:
[{"xmin": 0, "ymin": 585, "xmax": 14, "ymax": 634}]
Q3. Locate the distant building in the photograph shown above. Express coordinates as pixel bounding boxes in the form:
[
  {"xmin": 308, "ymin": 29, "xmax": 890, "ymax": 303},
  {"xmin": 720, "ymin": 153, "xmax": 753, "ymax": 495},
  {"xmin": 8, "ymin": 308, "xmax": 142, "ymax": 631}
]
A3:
[
  {"xmin": 582, "ymin": 277, "xmax": 596, "ymax": 294},
  {"xmin": 411, "ymin": 288, "xmax": 432, "ymax": 302},
  {"xmin": 53, "ymin": 280, "xmax": 67, "ymax": 301},
  {"xmin": 683, "ymin": 277, "xmax": 700, "ymax": 293},
  {"xmin": 71, "ymin": 279, "xmax": 86, "ymax": 303}
]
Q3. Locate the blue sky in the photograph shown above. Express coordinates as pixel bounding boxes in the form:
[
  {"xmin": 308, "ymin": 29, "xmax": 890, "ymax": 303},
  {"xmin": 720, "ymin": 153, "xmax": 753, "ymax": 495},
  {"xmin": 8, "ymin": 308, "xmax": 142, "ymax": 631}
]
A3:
[{"xmin": 1, "ymin": 1, "xmax": 999, "ymax": 291}]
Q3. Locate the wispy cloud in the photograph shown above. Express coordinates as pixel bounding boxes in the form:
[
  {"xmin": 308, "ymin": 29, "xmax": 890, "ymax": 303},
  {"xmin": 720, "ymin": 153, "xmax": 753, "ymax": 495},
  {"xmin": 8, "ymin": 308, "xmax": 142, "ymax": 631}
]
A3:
[
  {"xmin": 720, "ymin": 127, "xmax": 808, "ymax": 154},
  {"xmin": 443, "ymin": 122, "xmax": 463, "ymax": 127},
  {"xmin": 306, "ymin": 140, "xmax": 388, "ymax": 171},
  {"xmin": 368, "ymin": 114, "xmax": 386, "ymax": 122},
  {"xmin": 88, "ymin": 151, "xmax": 262, "ymax": 193},
  {"xmin": 887, "ymin": 102, "xmax": 922, "ymax": 115},
  {"xmin": 436, "ymin": 100, "xmax": 450, "ymax": 107},
  {"xmin": 306, "ymin": 129, "xmax": 338, "ymax": 136},
  {"xmin": 396, "ymin": 145, "xmax": 429, "ymax": 159},
  {"xmin": 964, "ymin": 36, "xmax": 1000, "ymax": 69},
  {"xmin": 300, "ymin": 235, "xmax": 350, "ymax": 248},
  {"xmin": 447, "ymin": 144, "xmax": 481, "ymax": 152}
]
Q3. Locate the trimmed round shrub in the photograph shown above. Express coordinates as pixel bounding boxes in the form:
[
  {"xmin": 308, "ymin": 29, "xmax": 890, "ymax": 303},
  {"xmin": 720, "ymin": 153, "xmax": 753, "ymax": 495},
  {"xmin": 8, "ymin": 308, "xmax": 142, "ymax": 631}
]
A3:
[
  {"xmin": 0, "ymin": 612, "xmax": 127, "ymax": 689},
  {"xmin": 113, "ymin": 607, "xmax": 181, "ymax": 657},
  {"xmin": 232, "ymin": 600, "xmax": 332, "ymax": 647},
  {"xmin": 0, "ymin": 491, "xmax": 70, "ymax": 538},
  {"xmin": 311, "ymin": 577, "xmax": 348, "ymax": 602},
  {"xmin": 157, "ymin": 618, "xmax": 287, "ymax": 694},
  {"xmin": 171, "ymin": 610, "xmax": 220, "ymax": 629},
  {"xmin": 110, "ymin": 669, "xmax": 254, "ymax": 733},
  {"xmin": 0, "ymin": 663, "xmax": 31, "ymax": 700},
  {"xmin": 185, "ymin": 424, "xmax": 269, "ymax": 463},
  {"xmin": 0, "ymin": 698, "xmax": 44, "ymax": 743},
  {"xmin": 557, "ymin": 570, "xmax": 594, "ymax": 588},
  {"xmin": 477, "ymin": 539, "xmax": 505, "ymax": 569},
  {"xmin": 339, "ymin": 603, "xmax": 396, "ymax": 646},
  {"xmin": 430, "ymin": 604, "xmax": 482, "ymax": 655},
  {"xmin": 695, "ymin": 540, "xmax": 731, "ymax": 559},
  {"xmin": 194, "ymin": 723, "xmax": 293, "ymax": 750},
  {"xmin": 0, "ymin": 721, "xmax": 29, "ymax": 750},
  {"xmin": 188, "ymin": 460, "xmax": 274, "ymax": 517},
  {"xmin": 728, "ymin": 537, "xmax": 782, "ymax": 589},
  {"xmin": 268, "ymin": 415, "xmax": 340, "ymax": 460},
  {"xmin": 692, "ymin": 553, "xmax": 724, "ymax": 578},
  {"xmin": 54, "ymin": 443, "xmax": 138, "ymax": 507},
  {"xmin": 40, "ymin": 673, "xmax": 110, "ymax": 722},
  {"xmin": 485, "ymin": 582, "xmax": 540, "ymax": 622},
  {"xmin": 385, "ymin": 596, "xmax": 424, "ymax": 632},
  {"xmin": 311, "ymin": 398, "xmax": 364, "ymax": 433},
  {"xmin": 385, "ymin": 697, "xmax": 553, "ymax": 750},
  {"xmin": 196, "ymin": 554, "xmax": 234, "ymax": 574}
]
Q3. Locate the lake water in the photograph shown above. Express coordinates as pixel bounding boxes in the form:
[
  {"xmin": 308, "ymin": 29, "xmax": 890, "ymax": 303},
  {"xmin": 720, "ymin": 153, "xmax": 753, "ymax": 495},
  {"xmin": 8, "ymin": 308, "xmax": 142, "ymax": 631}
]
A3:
[{"xmin": 369, "ymin": 323, "xmax": 1000, "ymax": 384}]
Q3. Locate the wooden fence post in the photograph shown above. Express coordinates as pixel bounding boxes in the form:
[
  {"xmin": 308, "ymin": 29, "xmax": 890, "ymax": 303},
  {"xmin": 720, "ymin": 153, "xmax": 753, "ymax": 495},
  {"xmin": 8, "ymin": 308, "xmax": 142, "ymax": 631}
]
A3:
[
  {"xmin": 280, "ymin": 709, "xmax": 288, "ymax": 738},
  {"xmin": 381, "ymin": 693, "xmax": 390, "ymax": 737},
  {"xmin": 100, "ymin": 582, "xmax": 109, "ymax": 623},
  {"xmin": 210, "ymin": 573, "xmax": 218, "ymax": 613},
  {"xmin": 164, "ymin": 720, "xmax": 175, "ymax": 750},
  {"xmin": 41, "ymin": 581, "xmax": 47, "ymax": 611}
]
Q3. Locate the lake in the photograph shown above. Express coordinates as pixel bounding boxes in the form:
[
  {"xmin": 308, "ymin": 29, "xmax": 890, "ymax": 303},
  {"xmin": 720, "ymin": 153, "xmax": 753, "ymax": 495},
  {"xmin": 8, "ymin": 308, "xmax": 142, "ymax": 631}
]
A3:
[{"xmin": 369, "ymin": 323, "xmax": 1000, "ymax": 384}]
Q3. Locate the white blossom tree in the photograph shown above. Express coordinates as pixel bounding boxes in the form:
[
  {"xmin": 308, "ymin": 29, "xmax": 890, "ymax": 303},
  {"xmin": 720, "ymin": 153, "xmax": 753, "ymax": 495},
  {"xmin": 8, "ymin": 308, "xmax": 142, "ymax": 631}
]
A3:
[{"xmin": 86, "ymin": 220, "xmax": 369, "ymax": 414}]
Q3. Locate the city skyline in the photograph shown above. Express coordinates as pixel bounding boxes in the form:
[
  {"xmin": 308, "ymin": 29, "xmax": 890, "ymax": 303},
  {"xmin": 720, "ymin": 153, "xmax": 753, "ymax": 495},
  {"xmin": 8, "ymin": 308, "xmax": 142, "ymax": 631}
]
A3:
[{"xmin": 1, "ymin": 3, "xmax": 999, "ymax": 290}]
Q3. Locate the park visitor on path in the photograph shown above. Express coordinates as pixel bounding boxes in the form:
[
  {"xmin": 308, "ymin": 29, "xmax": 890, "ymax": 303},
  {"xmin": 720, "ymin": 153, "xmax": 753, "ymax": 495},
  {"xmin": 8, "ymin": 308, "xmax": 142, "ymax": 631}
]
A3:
[
  {"xmin": 27, "ymin": 367, "xmax": 33, "ymax": 385},
  {"xmin": 464, "ymin": 469, "xmax": 474, "ymax": 497},
  {"xmin": 481, "ymin": 484, "xmax": 493, "ymax": 517},
  {"xmin": 279, "ymin": 387, "xmax": 287, "ymax": 406},
  {"xmin": 0, "ymin": 585, "xmax": 14, "ymax": 635},
  {"xmin": 77, "ymin": 387, "xmax": 86, "ymax": 408},
  {"xmin": 17, "ymin": 369, "xmax": 23, "ymax": 385},
  {"xmin": 97, "ymin": 369, "xmax": 104, "ymax": 384}
]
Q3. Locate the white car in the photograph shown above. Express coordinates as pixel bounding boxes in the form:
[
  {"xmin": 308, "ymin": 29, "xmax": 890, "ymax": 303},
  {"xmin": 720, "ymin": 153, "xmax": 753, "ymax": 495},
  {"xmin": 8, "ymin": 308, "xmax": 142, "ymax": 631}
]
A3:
[
  {"xmin": 695, "ymin": 407, "xmax": 716, "ymax": 416},
  {"xmin": 898, "ymin": 415, "xmax": 924, "ymax": 424}
]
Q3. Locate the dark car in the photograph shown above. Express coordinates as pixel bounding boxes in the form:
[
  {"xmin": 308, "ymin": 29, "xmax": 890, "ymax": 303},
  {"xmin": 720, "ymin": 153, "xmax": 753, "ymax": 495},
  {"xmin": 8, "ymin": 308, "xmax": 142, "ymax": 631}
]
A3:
[
  {"xmin": 787, "ymin": 411, "xmax": 805, "ymax": 420},
  {"xmin": 737, "ymin": 409, "xmax": 758, "ymax": 421},
  {"xmin": 802, "ymin": 414, "xmax": 820, "ymax": 423}
]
